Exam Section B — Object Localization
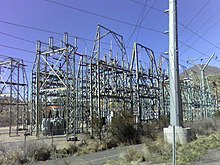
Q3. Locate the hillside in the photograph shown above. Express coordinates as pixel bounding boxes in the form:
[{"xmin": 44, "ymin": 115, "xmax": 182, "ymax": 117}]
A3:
[{"xmin": 185, "ymin": 65, "xmax": 220, "ymax": 76}]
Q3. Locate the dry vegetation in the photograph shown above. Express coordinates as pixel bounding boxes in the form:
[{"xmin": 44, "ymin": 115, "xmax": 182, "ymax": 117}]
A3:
[
  {"xmin": 1, "ymin": 110, "xmax": 220, "ymax": 164},
  {"xmin": 105, "ymin": 110, "xmax": 220, "ymax": 165},
  {"xmin": 0, "ymin": 141, "xmax": 54, "ymax": 164}
]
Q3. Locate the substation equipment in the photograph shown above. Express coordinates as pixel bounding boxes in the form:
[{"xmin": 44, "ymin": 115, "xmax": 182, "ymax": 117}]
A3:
[{"xmin": 0, "ymin": 25, "xmax": 217, "ymax": 138}]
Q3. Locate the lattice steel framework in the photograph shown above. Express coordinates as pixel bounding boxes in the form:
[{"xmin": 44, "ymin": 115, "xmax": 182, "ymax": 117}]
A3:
[
  {"xmin": 31, "ymin": 33, "xmax": 78, "ymax": 137},
  {"xmin": 89, "ymin": 25, "xmax": 131, "ymax": 138},
  {"xmin": 0, "ymin": 56, "xmax": 28, "ymax": 136},
  {"xmin": 130, "ymin": 43, "xmax": 160, "ymax": 122},
  {"xmin": 158, "ymin": 55, "xmax": 218, "ymax": 121},
  {"xmin": 30, "ymin": 25, "xmax": 218, "ymax": 138}
]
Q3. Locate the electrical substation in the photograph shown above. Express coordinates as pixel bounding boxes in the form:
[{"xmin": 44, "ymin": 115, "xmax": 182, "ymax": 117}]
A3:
[{"xmin": 0, "ymin": 24, "xmax": 218, "ymax": 140}]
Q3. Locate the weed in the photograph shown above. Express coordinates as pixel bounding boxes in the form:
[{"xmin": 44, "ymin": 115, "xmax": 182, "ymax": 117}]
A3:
[{"xmin": 122, "ymin": 147, "xmax": 145, "ymax": 163}]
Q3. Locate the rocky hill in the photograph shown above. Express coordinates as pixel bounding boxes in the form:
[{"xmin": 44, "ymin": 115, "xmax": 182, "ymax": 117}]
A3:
[{"xmin": 185, "ymin": 65, "xmax": 220, "ymax": 76}]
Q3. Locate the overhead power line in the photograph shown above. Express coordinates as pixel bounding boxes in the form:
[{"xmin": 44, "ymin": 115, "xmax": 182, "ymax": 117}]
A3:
[
  {"xmin": 44, "ymin": 0, "xmax": 163, "ymax": 34},
  {"xmin": 0, "ymin": 20, "xmax": 63, "ymax": 36},
  {"xmin": 135, "ymin": 0, "xmax": 158, "ymax": 42},
  {"xmin": 179, "ymin": 40, "xmax": 207, "ymax": 56},
  {"xmin": 0, "ymin": 21, "xmax": 165, "ymax": 54},
  {"xmin": 179, "ymin": 0, "xmax": 210, "ymax": 36},
  {"xmin": 128, "ymin": 0, "xmax": 163, "ymax": 12},
  {"xmin": 0, "ymin": 31, "xmax": 35, "ymax": 44},
  {"xmin": 179, "ymin": 22, "xmax": 220, "ymax": 50},
  {"xmin": 0, "ymin": 44, "xmax": 35, "ymax": 54},
  {"xmin": 126, "ymin": 0, "xmax": 149, "ymax": 45},
  {"xmin": 179, "ymin": 8, "xmax": 220, "ymax": 50},
  {"xmin": 180, "ymin": 18, "xmax": 220, "ymax": 56}
]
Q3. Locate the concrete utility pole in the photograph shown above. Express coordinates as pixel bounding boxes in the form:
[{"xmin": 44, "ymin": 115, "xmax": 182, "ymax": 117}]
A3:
[
  {"xmin": 164, "ymin": 0, "xmax": 191, "ymax": 146},
  {"xmin": 168, "ymin": 0, "xmax": 182, "ymax": 127}
]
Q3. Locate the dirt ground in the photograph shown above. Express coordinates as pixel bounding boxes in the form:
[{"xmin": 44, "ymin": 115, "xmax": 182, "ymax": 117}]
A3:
[{"xmin": 194, "ymin": 147, "xmax": 220, "ymax": 165}]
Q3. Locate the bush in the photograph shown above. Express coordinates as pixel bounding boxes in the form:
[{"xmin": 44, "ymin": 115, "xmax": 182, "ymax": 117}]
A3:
[
  {"xmin": 0, "ymin": 144, "xmax": 27, "ymax": 164},
  {"xmin": 110, "ymin": 111, "xmax": 140, "ymax": 144},
  {"xmin": 158, "ymin": 115, "xmax": 170, "ymax": 129},
  {"xmin": 185, "ymin": 119, "xmax": 218, "ymax": 138},
  {"xmin": 25, "ymin": 141, "xmax": 53, "ymax": 161},
  {"xmin": 92, "ymin": 116, "xmax": 102, "ymax": 139},
  {"xmin": 105, "ymin": 139, "xmax": 118, "ymax": 149},
  {"xmin": 66, "ymin": 143, "xmax": 78, "ymax": 155},
  {"xmin": 177, "ymin": 133, "xmax": 220, "ymax": 164},
  {"xmin": 140, "ymin": 121, "xmax": 158, "ymax": 141},
  {"xmin": 105, "ymin": 132, "xmax": 220, "ymax": 165}
]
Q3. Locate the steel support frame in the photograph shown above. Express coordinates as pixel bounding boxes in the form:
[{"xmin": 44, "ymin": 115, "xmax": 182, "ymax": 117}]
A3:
[
  {"xmin": 0, "ymin": 56, "xmax": 28, "ymax": 136},
  {"xmin": 31, "ymin": 33, "xmax": 78, "ymax": 137}
]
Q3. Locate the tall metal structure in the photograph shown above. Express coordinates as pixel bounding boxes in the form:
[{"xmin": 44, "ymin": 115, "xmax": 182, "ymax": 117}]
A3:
[
  {"xmin": 0, "ymin": 56, "xmax": 28, "ymax": 136},
  {"xmin": 158, "ymin": 55, "xmax": 170, "ymax": 117},
  {"xmin": 89, "ymin": 25, "xmax": 131, "ymax": 138},
  {"xmin": 188, "ymin": 54, "xmax": 215, "ymax": 118},
  {"xmin": 158, "ymin": 55, "xmax": 218, "ymax": 121},
  {"xmin": 130, "ymin": 43, "xmax": 160, "ymax": 122},
  {"xmin": 31, "ymin": 33, "xmax": 78, "ymax": 137},
  {"xmin": 30, "ymin": 24, "xmax": 218, "ymax": 139},
  {"xmin": 30, "ymin": 25, "xmax": 162, "ymax": 138}
]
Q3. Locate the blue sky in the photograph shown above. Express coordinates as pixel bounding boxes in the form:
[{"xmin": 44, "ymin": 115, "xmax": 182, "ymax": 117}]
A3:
[{"xmin": 0, "ymin": 0, "xmax": 220, "ymax": 76}]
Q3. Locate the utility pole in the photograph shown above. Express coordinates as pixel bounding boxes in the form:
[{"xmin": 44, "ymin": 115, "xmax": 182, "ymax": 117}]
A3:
[
  {"xmin": 188, "ymin": 53, "xmax": 215, "ymax": 118},
  {"xmin": 164, "ymin": 0, "xmax": 191, "ymax": 155},
  {"xmin": 169, "ymin": 1, "xmax": 179, "ymax": 164},
  {"xmin": 168, "ymin": 0, "xmax": 182, "ymax": 127}
]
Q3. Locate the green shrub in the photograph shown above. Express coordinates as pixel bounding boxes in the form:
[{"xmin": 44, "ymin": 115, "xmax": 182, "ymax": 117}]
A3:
[
  {"xmin": 110, "ymin": 111, "xmax": 140, "ymax": 144},
  {"xmin": 106, "ymin": 139, "xmax": 118, "ymax": 149}
]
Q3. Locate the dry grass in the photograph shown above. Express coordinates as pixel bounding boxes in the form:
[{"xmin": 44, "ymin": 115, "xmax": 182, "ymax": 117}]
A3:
[
  {"xmin": 25, "ymin": 141, "xmax": 53, "ymax": 162},
  {"xmin": 121, "ymin": 147, "xmax": 145, "ymax": 164},
  {"xmin": 0, "ymin": 141, "xmax": 54, "ymax": 164},
  {"xmin": 104, "ymin": 131, "xmax": 220, "ymax": 165},
  {"xmin": 184, "ymin": 112, "xmax": 220, "ymax": 139},
  {"xmin": 0, "ymin": 144, "xmax": 25, "ymax": 164},
  {"xmin": 177, "ymin": 133, "xmax": 220, "ymax": 164}
]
